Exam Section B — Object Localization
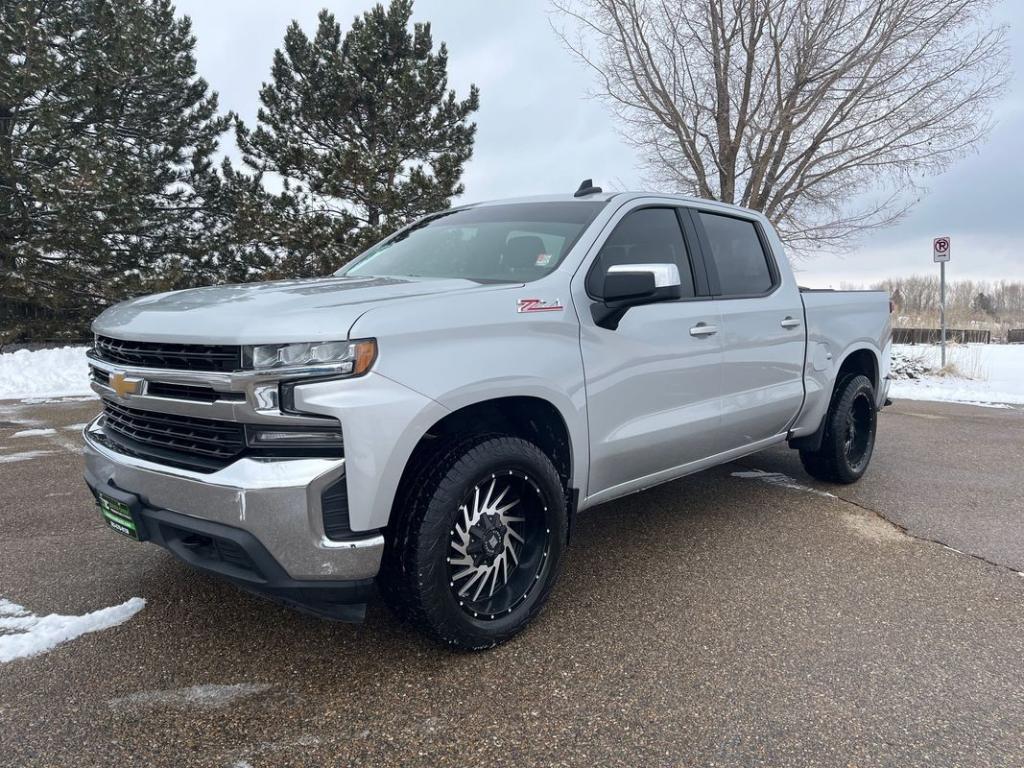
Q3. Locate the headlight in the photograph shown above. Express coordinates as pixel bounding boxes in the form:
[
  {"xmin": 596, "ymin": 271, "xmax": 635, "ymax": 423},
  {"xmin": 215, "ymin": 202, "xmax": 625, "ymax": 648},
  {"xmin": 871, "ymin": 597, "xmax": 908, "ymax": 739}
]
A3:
[{"xmin": 247, "ymin": 339, "xmax": 377, "ymax": 374}]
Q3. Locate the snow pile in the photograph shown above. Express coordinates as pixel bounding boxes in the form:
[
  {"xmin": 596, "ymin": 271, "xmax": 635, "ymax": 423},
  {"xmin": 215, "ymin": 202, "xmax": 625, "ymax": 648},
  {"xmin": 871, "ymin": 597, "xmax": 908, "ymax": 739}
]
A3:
[
  {"xmin": 11, "ymin": 428, "xmax": 56, "ymax": 438},
  {"xmin": 889, "ymin": 343, "xmax": 1024, "ymax": 406},
  {"xmin": 0, "ymin": 346, "xmax": 93, "ymax": 400},
  {"xmin": 0, "ymin": 596, "xmax": 145, "ymax": 663},
  {"xmin": 890, "ymin": 349, "xmax": 931, "ymax": 380},
  {"xmin": 0, "ymin": 450, "xmax": 55, "ymax": 464}
]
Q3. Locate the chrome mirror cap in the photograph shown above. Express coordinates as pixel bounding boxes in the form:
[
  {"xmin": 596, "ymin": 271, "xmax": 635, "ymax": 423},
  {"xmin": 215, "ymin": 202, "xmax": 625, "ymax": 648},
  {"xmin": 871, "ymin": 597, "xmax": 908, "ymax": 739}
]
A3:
[{"xmin": 606, "ymin": 262, "xmax": 681, "ymax": 288}]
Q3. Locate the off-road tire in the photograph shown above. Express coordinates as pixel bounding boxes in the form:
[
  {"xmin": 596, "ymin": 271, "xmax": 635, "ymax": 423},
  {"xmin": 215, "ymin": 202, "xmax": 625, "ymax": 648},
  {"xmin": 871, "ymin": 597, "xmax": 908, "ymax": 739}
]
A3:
[
  {"xmin": 799, "ymin": 374, "xmax": 877, "ymax": 484},
  {"xmin": 378, "ymin": 434, "xmax": 567, "ymax": 650}
]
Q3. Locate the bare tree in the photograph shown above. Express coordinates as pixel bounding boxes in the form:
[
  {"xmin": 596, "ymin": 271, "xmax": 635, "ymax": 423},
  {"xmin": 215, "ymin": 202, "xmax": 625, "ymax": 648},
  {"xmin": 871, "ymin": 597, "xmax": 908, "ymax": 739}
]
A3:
[
  {"xmin": 872, "ymin": 275, "xmax": 1024, "ymax": 335},
  {"xmin": 551, "ymin": 0, "xmax": 1009, "ymax": 251}
]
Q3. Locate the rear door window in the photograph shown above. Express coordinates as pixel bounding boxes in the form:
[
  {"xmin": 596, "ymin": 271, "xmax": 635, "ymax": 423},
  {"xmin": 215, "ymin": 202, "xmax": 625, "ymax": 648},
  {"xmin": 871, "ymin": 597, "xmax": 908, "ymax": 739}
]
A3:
[
  {"xmin": 698, "ymin": 212, "xmax": 775, "ymax": 296},
  {"xmin": 586, "ymin": 208, "xmax": 696, "ymax": 299}
]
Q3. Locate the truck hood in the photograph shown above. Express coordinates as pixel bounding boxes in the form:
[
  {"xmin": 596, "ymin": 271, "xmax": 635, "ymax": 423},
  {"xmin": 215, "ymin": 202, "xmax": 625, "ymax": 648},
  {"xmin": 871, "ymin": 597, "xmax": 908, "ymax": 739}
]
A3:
[{"xmin": 93, "ymin": 275, "xmax": 510, "ymax": 344}]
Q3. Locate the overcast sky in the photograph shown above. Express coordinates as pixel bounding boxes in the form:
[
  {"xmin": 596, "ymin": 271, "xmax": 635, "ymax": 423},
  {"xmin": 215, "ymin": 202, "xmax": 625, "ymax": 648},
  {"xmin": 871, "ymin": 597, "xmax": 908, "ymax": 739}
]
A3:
[{"xmin": 176, "ymin": 0, "xmax": 1024, "ymax": 288}]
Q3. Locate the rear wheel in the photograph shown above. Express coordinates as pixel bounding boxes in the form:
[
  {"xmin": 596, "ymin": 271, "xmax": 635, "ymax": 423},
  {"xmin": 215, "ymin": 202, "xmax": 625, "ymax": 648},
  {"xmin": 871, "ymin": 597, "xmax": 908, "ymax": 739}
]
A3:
[
  {"xmin": 379, "ymin": 435, "xmax": 567, "ymax": 650},
  {"xmin": 799, "ymin": 374, "xmax": 877, "ymax": 484}
]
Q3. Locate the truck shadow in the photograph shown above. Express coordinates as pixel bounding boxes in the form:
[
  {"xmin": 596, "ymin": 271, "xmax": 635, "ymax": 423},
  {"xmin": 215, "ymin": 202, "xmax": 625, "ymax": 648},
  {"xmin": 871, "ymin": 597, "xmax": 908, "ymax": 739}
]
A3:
[{"xmin": 138, "ymin": 453, "xmax": 824, "ymax": 669}]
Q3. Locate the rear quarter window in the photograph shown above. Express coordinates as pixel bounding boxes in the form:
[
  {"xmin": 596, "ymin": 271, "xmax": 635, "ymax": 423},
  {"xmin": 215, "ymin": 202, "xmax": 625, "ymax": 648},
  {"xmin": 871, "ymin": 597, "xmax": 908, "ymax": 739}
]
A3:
[{"xmin": 698, "ymin": 212, "xmax": 775, "ymax": 296}]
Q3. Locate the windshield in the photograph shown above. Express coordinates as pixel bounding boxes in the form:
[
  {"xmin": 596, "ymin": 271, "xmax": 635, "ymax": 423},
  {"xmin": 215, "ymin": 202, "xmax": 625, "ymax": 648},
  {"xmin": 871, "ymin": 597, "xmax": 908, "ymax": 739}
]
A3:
[{"xmin": 338, "ymin": 202, "xmax": 606, "ymax": 283}]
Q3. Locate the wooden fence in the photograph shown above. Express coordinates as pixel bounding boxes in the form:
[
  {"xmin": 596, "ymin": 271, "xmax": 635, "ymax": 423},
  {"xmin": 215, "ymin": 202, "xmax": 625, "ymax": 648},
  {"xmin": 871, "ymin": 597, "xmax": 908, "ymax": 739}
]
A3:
[
  {"xmin": 893, "ymin": 328, "xmax": 991, "ymax": 345},
  {"xmin": 1008, "ymin": 329, "xmax": 1024, "ymax": 344}
]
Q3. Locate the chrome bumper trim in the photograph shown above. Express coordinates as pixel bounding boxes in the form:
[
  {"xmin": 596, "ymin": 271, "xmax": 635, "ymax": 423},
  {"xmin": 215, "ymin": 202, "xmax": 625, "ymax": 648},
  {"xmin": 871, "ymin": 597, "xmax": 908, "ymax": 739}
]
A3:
[
  {"xmin": 87, "ymin": 351, "xmax": 342, "ymax": 425},
  {"xmin": 86, "ymin": 348, "xmax": 354, "ymax": 389},
  {"xmin": 83, "ymin": 418, "xmax": 383, "ymax": 581}
]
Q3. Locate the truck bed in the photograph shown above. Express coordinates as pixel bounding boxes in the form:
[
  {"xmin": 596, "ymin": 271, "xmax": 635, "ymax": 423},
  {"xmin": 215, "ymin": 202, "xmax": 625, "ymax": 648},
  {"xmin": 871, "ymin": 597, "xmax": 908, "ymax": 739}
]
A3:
[{"xmin": 789, "ymin": 289, "xmax": 892, "ymax": 440}]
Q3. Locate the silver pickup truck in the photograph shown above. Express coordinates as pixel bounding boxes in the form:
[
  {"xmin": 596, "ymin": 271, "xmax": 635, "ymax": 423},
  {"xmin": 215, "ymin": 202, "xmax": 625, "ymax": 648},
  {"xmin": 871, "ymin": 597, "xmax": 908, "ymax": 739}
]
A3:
[{"xmin": 83, "ymin": 184, "xmax": 891, "ymax": 649}]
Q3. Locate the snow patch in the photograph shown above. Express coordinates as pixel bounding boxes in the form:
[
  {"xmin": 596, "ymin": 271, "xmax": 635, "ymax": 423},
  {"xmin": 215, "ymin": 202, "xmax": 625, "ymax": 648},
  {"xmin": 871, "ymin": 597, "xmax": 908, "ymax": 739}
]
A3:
[
  {"xmin": 890, "ymin": 349, "xmax": 932, "ymax": 379},
  {"xmin": 0, "ymin": 450, "xmax": 55, "ymax": 464},
  {"xmin": 21, "ymin": 395, "xmax": 96, "ymax": 404},
  {"xmin": 64, "ymin": 422, "xmax": 89, "ymax": 430},
  {"xmin": 731, "ymin": 469, "xmax": 837, "ymax": 498},
  {"xmin": 0, "ymin": 599, "xmax": 29, "ymax": 617},
  {"xmin": 108, "ymin": 683, "xmax": 273, "ymax": 711},
  {"xmin": 11, "ymin": 428, "xmax": 56, "ymax": 437},
  {"xmin": 0, "ymin": 346, "xmax": 93, "ymax": 401},
  {"xmin": 0, "ymin": 597, "xmax": 145, "ymax": 663},
  {"xmin": 889, "ymin": 344, "xmax": 1024, "ymax": 406}
]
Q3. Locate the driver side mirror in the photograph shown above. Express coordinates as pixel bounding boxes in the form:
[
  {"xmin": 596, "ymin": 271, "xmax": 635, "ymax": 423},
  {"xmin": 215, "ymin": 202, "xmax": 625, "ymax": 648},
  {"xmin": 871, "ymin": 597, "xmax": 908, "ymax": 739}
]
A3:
[{"xmin": 593, "ymin": 263, "xmax": 683, "ymax": 330}]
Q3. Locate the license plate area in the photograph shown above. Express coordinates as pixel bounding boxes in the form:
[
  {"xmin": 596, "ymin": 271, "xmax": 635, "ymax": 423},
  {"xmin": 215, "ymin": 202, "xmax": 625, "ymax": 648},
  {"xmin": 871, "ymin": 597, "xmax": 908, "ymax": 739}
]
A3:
[{"xmin": 97, "ymin": 490, "xmax": 146, "ymax": 541}]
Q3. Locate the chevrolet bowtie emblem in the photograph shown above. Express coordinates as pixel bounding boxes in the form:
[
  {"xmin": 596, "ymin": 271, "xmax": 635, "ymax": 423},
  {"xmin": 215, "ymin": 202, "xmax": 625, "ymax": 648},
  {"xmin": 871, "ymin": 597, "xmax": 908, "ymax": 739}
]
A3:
[{"xmin": 109, "ymin": 372, "xmax": 143, "ymax": 398}]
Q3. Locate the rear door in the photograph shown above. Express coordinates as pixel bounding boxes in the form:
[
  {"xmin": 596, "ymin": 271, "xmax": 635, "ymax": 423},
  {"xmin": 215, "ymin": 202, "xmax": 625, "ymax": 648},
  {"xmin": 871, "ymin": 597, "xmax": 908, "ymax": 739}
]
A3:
[
  {"xmin": 690, "ymin": 209, "xmax": 805, "ymax": 450},
  {"xmin": 573, "ymin": 203, "xmax": 724, "ymax": 500}
]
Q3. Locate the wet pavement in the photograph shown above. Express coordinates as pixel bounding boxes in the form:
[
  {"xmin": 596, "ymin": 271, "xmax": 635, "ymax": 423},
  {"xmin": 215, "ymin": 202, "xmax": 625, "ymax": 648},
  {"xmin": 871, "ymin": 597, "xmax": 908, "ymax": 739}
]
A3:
[{"xmin": 1, "ymin": 397, "xmax": 1021, "ymax": 767}]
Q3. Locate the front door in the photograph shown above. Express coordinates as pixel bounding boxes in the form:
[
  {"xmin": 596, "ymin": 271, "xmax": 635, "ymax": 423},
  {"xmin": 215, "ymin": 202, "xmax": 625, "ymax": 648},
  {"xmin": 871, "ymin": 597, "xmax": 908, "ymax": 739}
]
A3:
[{"xmin": 574, "ymin": 204, "xmax": 724, "ymax": 500}]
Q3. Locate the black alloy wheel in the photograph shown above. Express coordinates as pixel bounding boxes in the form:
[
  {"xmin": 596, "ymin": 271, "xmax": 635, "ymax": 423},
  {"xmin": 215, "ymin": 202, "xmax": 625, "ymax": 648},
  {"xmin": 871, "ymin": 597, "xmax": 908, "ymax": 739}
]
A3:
[
  {"xmin": 379, "ymin": 435, "xmax": 567, "ymax": 650},
  {"xmin": 799, "ymin": 374, "xmax": 878, "ymax": 484},
  {"xmin": 446, "ymin": 469, "xmax": 553, "ymax": 621}
]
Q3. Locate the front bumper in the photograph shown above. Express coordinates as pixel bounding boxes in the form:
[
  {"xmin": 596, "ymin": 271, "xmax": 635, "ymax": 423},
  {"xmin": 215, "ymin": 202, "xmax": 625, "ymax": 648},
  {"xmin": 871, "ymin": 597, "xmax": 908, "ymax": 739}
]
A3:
[{"xmin": 83, "ymin": 418, "xmax": 384, "ymax": 588}]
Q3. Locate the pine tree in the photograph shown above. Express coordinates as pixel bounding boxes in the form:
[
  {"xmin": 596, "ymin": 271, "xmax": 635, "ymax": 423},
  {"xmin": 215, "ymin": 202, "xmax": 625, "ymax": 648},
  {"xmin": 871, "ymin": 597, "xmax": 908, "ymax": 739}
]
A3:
[
  {"xmin": 0, "ymin": 0, "xmax": 230, "ymax": 340},
  {"xmin": 235, "ymin": 0, "xmax": 479, "ymax": 277},
  {"xmin": 972, "ymin": 291, "xmax": 995, "ymax": 317}
]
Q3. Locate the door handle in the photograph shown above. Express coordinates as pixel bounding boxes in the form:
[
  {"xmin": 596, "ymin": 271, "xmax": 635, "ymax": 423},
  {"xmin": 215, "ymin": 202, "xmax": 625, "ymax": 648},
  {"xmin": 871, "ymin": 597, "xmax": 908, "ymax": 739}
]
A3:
[
  {"xmin": 689, "ymin": 323, "xmax": 719, "ymax": 337},
  {"xmin": 780, "ymin": 317, "xmax": 802, "ymax": 329}
]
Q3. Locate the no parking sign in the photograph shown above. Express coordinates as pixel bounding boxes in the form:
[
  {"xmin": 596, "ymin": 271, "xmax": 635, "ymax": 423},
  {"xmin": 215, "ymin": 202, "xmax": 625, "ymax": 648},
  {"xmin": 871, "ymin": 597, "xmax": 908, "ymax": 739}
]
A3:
[{"xmin": 933, "ymin": 236, "xmax": 951, "ymax": 263}]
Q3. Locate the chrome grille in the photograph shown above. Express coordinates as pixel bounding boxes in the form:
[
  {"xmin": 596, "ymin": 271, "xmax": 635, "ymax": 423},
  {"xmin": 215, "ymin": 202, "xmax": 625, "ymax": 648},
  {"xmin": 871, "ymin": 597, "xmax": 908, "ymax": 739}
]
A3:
[{"xmin": 94, "ymin": 335, "xmax": 241, "ymax": 373}]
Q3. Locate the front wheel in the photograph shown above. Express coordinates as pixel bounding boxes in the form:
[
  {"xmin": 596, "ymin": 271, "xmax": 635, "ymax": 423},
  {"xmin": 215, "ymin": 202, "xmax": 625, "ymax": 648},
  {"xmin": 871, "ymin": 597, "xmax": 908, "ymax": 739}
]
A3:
[
  {"xmin": 379, "ymin": 435, "xmax": 567, "ymax": 650},
  {"xmin": 799, "ymin": 374, "xmax": 878, "ymax": 484}
]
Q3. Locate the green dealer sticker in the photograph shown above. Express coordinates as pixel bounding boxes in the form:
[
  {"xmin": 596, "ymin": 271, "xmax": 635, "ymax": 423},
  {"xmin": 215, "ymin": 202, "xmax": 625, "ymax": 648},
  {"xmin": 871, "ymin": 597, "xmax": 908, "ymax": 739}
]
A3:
[{"xmin": 98, "ymin": 493, "xmax": 139, "ymax": 540}]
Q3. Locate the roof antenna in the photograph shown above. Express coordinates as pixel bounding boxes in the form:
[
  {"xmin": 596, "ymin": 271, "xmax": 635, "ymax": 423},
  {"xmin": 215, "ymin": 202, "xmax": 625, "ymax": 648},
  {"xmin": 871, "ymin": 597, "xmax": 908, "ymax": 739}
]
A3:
[{"xmin": 574, "ymin": 178, "xmax": 602, "ymax": 197}]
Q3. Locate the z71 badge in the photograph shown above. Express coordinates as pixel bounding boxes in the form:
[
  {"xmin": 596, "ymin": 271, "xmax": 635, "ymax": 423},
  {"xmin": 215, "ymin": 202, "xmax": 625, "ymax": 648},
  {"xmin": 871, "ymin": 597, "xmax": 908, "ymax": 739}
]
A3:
[{"xmin": 517, "ymin": 298, "xmax": 564, "ymax": 313}]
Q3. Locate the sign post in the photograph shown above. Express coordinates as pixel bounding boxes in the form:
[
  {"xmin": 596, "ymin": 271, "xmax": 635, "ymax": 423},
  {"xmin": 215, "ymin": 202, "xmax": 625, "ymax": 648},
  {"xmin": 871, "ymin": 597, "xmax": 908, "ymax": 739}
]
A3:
[{"xmin": 933, "ymin": 237, "xmax": 951, "ymax": 366}]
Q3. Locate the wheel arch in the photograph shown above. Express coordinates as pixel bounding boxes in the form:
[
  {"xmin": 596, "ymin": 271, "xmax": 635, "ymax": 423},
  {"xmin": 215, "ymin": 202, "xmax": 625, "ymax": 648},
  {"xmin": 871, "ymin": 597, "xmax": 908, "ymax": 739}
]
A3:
[
  {"xmin": 790, "ymin": 343, "xmax": 881, "ymax": 452},
  {"xmin": 835, "ymin": 346, "xmax": 880, "ymax": 391},
  {"xmin": 391, "ymin": 394, "xmax": 582, "ymax": 536}
]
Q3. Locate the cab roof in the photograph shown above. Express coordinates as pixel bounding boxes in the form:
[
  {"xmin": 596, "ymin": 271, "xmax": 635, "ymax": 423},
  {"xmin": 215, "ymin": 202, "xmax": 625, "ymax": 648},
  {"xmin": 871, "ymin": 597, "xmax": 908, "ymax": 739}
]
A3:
[{"xmin": 465, "ymin": 191, "xmax": 763, "ymax": 219}]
